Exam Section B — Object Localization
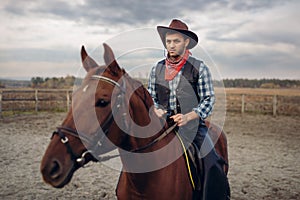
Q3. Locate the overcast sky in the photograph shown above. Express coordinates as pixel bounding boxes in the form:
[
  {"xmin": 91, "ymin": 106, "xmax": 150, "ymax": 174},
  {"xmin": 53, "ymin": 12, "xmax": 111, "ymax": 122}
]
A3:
[{"xmin": 0, "ymin": 0, "xmax": 299, "ymax": 80}]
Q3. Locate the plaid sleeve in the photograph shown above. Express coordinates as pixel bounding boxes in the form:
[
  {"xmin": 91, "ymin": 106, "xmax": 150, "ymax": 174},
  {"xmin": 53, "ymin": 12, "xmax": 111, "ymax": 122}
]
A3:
[
  {"xmin": 147, "ymin": 65, "xmax": 159, "ymax": 108},
  {"xmin": 192, "ymin": 62, "xmax": 215, "ymax": 120}
]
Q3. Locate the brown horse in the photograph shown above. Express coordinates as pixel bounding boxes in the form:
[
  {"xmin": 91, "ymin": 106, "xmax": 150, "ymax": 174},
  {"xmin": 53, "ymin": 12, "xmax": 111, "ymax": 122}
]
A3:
[{"xmin": 40, "ymin": 43, "xmax": 229, "ymax": 199}]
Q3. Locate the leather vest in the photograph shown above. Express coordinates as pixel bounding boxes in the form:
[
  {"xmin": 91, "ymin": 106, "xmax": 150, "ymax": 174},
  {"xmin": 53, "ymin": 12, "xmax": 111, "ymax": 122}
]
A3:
[{"xmin": 154, "ymin": 57, "xmax": 202, "ymax": 114}]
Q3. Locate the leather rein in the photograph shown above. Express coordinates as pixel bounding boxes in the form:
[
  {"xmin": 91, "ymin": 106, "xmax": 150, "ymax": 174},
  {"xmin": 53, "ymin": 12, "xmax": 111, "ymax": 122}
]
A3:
[{"xmin": 51, "ymin": 74, "xmax": 177, "ymax": 167}]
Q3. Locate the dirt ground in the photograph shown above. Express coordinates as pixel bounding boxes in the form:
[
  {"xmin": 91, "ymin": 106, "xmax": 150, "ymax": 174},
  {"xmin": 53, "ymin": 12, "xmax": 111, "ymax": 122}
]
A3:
[{"xmin": 0, "ymin": 112, "xmax": 299, "ymax": 199}]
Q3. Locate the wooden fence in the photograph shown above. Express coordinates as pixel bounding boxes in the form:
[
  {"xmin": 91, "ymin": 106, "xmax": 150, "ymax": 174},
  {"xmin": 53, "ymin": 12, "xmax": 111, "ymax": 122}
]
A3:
[
  {"xmin": 0, "ymin": 89, "xmax": 299, "ymax": 117},
  {"xmin": 222, "ymin": 93, "xmax": 300, "ymax": 116},
  {"xmin": 0, "ymin": 89, "xmax": 72, "ymax": 116}
]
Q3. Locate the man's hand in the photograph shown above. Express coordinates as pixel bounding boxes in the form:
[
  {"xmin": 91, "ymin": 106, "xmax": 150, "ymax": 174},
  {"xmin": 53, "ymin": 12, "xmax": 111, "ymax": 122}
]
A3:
[
  {"xmin": 154, "ymin": 108, "xmax": 167, "ymax": 118},
  {"xmin": 170, "ymin": 111, "xmax": 199, "ymax": 127}
]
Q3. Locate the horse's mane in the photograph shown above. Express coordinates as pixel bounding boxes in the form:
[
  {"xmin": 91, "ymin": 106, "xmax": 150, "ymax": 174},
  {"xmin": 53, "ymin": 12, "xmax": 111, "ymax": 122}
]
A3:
[{"xmin": 124, "ymin": 73, "xmax": 154, "ymax": 111}]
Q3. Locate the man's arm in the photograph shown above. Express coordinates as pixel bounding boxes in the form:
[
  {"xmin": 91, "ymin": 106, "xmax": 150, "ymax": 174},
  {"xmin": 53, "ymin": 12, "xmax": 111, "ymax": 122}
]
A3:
[
  {"xmin": 192, "ymin": 63, "xmax": 215, "ymax": 120},
  {"xmin": 147, "ymin": 65, "xmax": 158, "ymax": 107},
  {"xmin": 148, "ymin": 65, "xmax": 167, "ymax": 117}
]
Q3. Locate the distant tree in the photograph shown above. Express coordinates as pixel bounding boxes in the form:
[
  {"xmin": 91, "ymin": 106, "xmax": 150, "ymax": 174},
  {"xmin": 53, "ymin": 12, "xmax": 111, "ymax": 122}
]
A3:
[
  {"xmin": 0, "ymin": 81, "xmax": 5, "ymax": 88},
  {"xmin": 64, "ymin": 75, "xmax": 75, "ymax": 88},
  {"xmin": 31, "ymin": 77, "xmax": 44, "ymax": 88},
  {"xmin": 31, "ymin": 76, "xmax": 76, "ymax": 88}
]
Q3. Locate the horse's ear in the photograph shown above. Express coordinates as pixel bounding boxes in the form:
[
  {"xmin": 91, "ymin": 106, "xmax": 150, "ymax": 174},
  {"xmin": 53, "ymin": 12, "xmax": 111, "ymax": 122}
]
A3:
[
  {"xmin": 81, "ymin": 45, "xmax": 98, "ymax": 72},
  {"xmin": 103, "ymin": 43, "xmax": 121, "ymax": 76}
]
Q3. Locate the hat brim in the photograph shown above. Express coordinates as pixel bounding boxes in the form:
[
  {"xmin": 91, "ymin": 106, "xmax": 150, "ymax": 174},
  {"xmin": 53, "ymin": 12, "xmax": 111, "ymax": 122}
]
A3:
[{"xmin": 157, "ymin": 26, "xmax": 198, "ymax": 49}]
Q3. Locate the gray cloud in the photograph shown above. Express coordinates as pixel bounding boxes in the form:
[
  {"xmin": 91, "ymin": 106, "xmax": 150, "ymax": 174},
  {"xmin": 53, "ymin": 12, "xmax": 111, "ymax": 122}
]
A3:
[
  {"xmin": 0, "ymin": 48, "xmax": 78, "ymax": 63},
  {"xmin": 3, "ymin": 0, "xmax": 287, "ymax": 26},
  {"xmin": 229, "ymin": 0, "xmax": 286, "ymax": 11},
  {"xmin": 1, "ymin": 0, "xmax": 299, "ymax": 79}
]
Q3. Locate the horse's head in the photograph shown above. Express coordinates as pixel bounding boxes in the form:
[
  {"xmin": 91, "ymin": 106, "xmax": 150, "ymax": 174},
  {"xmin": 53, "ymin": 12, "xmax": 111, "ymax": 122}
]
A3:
[{"xmin": 40, "ymin": 43, "xmax": 129, "ymax": 188}]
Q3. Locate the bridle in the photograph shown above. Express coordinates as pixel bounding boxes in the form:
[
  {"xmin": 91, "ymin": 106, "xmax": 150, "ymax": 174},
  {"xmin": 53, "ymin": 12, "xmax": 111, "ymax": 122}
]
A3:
[
  {"xmin": 51, "ymin": 74, "xmax": 126, "ymax": 167},
  {"xmin": 51, "ymin": 74, "xmax": 177, "ymax": 167}
]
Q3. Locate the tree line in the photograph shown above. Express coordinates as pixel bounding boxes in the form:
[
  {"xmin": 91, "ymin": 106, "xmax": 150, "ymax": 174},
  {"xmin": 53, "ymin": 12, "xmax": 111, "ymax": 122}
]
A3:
[
  {"xmin": 213, "ymin": 78, "xmax": 300, "ymax": 88},
  {"xmin": 29, "ymin": 77, "xmax": 300, "ymax": 89},
  {"xmin": 30, "ymin": 76, "xmax": 76, "ymax": 89},
  {"xmin": 0, "ymin": 77, "xmax": 299, "ymax": 89}
]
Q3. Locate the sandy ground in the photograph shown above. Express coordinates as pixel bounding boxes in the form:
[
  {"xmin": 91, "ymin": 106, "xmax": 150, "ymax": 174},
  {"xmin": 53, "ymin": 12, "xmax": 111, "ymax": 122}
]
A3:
[{"xmin": 0, "ymin": 112, "xmax": 299, "ymax": 199}]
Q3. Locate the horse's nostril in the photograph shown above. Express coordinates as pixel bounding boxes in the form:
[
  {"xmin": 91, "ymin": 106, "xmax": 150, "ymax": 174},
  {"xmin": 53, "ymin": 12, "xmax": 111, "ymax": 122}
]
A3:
[{"xmin": 50, "ymin": 160, "xmax": 61, "ymax": 179}]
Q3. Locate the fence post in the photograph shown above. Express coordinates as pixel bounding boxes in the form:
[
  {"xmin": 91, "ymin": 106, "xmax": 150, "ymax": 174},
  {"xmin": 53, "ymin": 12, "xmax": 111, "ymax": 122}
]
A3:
[
  {"xmin": 35, "ymin": 89, "xmax": 38, "ymax": 112},
  {"xmin": 273, "ymin": 95, "xmax": 277, "ymax": 116},
  {"xmin": 0, "ymin": 90, "xmax": 2, "ymax": 118},
  {"xmin": 66, "ymin": 90, "xmax": 70, "ymax": 111},
  {"xmin": 241, "ymin": 94, "xmax": 245, "ymax": 114}
]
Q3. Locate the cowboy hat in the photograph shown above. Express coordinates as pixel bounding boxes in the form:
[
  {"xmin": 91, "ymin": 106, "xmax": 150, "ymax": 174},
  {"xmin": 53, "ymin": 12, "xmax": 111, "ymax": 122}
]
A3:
[{"xmin": 157, "ymin": 19, "xmax": 198, "ymax": 49}]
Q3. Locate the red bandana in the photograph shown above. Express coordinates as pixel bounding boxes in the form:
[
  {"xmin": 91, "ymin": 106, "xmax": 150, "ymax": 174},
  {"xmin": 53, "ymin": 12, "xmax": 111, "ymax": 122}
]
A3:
[{"xmin": 165, "ymin": 50, "xmax": 190, "ymax": 81}]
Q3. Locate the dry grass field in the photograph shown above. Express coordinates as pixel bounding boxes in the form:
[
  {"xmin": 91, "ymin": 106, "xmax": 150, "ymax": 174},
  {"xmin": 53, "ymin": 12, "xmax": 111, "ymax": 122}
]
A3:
[{"xmin": 222, "ymin": 87, "xmax": 300, "ymax": 96}]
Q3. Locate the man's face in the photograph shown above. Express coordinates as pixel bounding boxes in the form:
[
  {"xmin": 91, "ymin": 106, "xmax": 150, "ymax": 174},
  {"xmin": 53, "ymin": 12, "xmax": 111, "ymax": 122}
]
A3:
[{"xmin": 165, "ymin": 32, "xmax": 190, "ymax": 58}]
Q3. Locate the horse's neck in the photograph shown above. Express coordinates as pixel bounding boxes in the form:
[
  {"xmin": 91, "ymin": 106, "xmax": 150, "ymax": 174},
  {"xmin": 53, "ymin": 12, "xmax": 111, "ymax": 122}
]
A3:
[
  {"xmin": 116, "ymin": 78, "xmax": 194, "ymax": 199},
  {"xmin": 125, "ymin": 105, "xmax": 161, "ymax": 149},
  {"xmin": 119, "ymin": 79, "xmax": 184, "ymax": 169},
  {"xmin": 124, "ymin": 81, "xmax": 164, "ymax": 147},
  {"xmin": 118, "ymin": 137, "xmax": 191, "ymax": 199}
]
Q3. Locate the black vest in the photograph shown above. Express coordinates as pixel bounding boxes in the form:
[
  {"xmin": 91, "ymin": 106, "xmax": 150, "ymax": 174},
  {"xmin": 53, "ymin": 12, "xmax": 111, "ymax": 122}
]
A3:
[{"xmin": 154, "ymin": 57, "xmax": 202, "ymax": 114}]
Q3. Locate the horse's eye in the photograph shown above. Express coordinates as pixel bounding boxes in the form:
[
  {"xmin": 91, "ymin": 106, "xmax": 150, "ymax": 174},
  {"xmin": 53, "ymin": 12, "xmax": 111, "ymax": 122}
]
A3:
[{"xmin": 95, "ymin": 99, "xmax": 110, "ymax": 107}]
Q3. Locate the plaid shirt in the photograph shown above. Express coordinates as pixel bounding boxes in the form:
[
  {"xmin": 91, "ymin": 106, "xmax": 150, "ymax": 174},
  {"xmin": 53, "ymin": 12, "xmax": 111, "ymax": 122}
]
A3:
[{"xmin": 148, "ymin": 58, "xmax": 215, "ymax": 120}]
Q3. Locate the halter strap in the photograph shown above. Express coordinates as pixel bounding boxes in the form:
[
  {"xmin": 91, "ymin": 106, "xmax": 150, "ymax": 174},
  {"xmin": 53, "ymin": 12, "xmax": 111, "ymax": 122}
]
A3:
[{"xmin": 91, "ymin": 75, "xmax": 126, "ymax": 93}]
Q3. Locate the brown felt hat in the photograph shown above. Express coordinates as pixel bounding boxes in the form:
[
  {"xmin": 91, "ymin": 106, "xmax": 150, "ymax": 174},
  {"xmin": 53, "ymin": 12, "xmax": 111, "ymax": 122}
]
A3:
[{"xmin": 157, "ymin": 19, "xmax": 198, "ymax": 49}]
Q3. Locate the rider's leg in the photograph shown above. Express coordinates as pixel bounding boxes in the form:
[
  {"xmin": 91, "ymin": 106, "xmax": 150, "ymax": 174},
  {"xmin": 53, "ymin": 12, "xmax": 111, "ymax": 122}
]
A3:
[{"xmin": 194, "ymin": 121, "xmax": 229, "ymax": 200}]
